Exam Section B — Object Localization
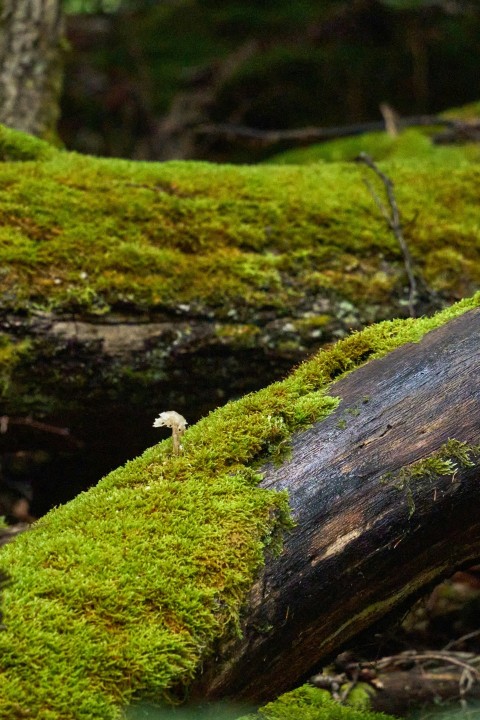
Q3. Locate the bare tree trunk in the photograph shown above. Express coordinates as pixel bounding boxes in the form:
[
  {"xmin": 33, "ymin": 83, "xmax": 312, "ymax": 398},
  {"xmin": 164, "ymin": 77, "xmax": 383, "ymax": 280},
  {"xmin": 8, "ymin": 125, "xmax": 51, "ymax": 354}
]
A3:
[{"xmin": 0, "ymin": 0, "xmax": 64, "ymax": 138}]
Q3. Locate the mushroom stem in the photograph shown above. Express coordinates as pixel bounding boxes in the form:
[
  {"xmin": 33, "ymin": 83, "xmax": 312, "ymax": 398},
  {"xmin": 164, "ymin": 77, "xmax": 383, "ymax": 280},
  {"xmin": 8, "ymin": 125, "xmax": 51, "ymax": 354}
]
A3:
[
  {"xmin": 152, "ymin": 411, "xmax": 188, "ymax": 457},
  {"xmin": 172, "ymin": 426, "xmax": 185, "ymax": 455}
]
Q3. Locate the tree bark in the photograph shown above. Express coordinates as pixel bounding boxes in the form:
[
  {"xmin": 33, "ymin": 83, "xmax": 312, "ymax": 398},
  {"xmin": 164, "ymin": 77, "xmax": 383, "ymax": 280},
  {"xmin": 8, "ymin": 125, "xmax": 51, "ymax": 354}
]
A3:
[
  {"xmin": 0, "ymin": 0, "xmax": 64, "ymax": 137},
  {"xmin": 196, "ymin": 307, "xmax": 480, "ymax": 703}
]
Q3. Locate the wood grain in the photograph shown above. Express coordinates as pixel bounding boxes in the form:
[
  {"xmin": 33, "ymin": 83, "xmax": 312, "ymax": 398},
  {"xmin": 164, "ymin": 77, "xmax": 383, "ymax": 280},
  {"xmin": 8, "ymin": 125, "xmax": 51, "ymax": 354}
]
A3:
[{"xmin": 197, "ymin": 308, "xmax": 480, "ymax": 702}]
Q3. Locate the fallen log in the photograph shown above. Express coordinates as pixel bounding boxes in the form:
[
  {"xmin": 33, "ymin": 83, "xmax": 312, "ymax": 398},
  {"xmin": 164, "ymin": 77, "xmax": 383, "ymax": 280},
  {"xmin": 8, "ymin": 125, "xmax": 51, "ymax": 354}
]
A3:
[
  {"xmin": 197, "ymin": 304, "xmax": 480, "ymax": 703},
  {"xmin": 2, "ymin": 125, "xmax": 480, "ymax": 514},
  {"xmin": 0, "ymin": 297, "xmax": 479, "ymax": 718}
]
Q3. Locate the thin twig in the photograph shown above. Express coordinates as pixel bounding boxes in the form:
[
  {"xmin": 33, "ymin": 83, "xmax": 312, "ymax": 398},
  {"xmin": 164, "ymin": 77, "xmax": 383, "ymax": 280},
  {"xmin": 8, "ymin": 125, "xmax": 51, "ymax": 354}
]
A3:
[
  {"xmin": 0, "ymin": 415, "xmax": 83, "ymax": 447},
  {"xmin": 356, "ymin": 152, "xmax": 418, "ymax": 317},
  {"xmin": 372, "ymin": 650, "xmax": 480, "ymax": 680},
  {"xmin": 444, "ymin": 629, "xmax": 480, "ymax": 652}
]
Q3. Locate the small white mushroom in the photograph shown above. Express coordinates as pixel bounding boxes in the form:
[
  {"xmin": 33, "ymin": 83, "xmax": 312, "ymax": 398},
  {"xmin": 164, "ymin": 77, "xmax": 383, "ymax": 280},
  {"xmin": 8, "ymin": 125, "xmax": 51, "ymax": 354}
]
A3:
[{"xmin": 153, "ymin": 411, "xmax": 187, "ymax": 455}]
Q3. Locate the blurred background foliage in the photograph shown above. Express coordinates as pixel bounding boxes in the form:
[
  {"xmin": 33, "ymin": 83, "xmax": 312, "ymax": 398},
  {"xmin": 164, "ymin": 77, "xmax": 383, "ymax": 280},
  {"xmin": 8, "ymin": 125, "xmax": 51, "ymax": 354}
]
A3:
[{"xmin": 57, "ymin": 0, "xmax": 480, "ymax": 162}]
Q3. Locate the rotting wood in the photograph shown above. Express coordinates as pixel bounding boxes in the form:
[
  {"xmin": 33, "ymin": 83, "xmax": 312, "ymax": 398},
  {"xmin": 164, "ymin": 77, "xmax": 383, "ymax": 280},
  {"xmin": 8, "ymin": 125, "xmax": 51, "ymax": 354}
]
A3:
[
  {"xmin": 311, "ymin": 649, "xmax": 480, "ymax": 715},
  {"xmin": 195, "ymin": 307, "xmax": 480, "ymax": 703}
]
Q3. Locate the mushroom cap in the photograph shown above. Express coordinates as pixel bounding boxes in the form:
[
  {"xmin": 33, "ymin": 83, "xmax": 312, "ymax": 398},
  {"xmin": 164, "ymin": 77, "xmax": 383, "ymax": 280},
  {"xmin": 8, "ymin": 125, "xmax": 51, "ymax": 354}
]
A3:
[{"xmin": 152, "ymin": 411, "xmax": 188, "ymax": 432}]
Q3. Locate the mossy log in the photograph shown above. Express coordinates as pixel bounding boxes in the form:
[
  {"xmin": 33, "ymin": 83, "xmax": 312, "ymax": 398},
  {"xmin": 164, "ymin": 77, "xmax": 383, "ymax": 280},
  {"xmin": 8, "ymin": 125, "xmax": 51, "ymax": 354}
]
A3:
[
  {"xmin": 196, "ymin": 305, "xmax": 480, "ymax": 703},
  {"xmin": 1, "ymin": 124, "xmax": 480, "ymax": 505},
  {"xmin": 0, "ymin": 296, "xmax": 478, "ymax": 718}
]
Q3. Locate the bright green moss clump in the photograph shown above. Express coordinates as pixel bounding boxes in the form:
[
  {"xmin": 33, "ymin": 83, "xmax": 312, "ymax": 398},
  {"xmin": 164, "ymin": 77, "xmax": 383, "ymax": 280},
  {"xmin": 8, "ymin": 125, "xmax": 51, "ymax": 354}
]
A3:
[
  {"xmin": 0, "ymin": 124, "xmax": 57, "ymax": 161},
  {"xmin": 266, "ymin": 128, "xmax": 480, "ymax": 166},
  {"xmin": 381, "ymin": 439, "xmax": 480, "ymax": 517},
  {"xmin": 0, "ymin": 293, "xmax": 478, "ymax": 719},
  {"xmin": 237, "ymin": 685, "xmax": 394, "ymax": 720},
  {"xmin": 0, "ymin": 125, "xmax": 479, "ymax": 318}
]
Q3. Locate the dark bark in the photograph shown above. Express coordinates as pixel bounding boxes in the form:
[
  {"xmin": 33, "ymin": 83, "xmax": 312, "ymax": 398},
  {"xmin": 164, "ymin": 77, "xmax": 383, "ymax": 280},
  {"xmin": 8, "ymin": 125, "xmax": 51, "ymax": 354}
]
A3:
[
  {"xmin": 195, "ymin": 307, "xmax": 480, "ymax": 703},
  {"xmin": 0, "ymin": 0, "xmax": 64, "ymax": 137}
]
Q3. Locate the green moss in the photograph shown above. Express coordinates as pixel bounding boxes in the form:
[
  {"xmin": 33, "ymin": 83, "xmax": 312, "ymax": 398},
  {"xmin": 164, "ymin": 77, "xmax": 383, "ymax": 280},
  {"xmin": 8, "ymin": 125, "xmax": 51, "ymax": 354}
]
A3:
[
  {"xmin": 0, "ymin": 125, "xmax": 479, "ymax": 318},
  {"xmin": 236, "ymin": 685, "xmax": 394, "ymax": 720},
  {"xmin": 266, "ymin": 128, "xmax": 480, "ymax": 166},
  {"xmin": 342, "ymin": 683, "xmax": 377, "ymax": 712},
  {"xmin": 380, "ymin": 439, "xmax": 480, "ymax": 517},
  {"xmin": 423, "ymin": 246, "xmax": 478, "ymax": 294},
  {"xmin": 441, "ymin": 101, "xmax": 480, "ymax": 121},
  {"xmin": 0, "ymin": 293, "xmax": 478, "ymax": 718},
  {"xmin": 0, "ymin": 334, "xmax": 31, "ymax": 395},
  {"xmin": 0, "ymin": 124, "xmax": 57, "ymax": 162}
]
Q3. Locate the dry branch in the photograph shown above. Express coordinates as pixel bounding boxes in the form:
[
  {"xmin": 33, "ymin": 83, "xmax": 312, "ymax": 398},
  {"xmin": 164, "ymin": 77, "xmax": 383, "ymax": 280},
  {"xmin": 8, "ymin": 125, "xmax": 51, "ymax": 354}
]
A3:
[
  {"xmin": 312, "ymin": 650, "xmax": 480, "ymax": 716},
  {"xmin": 0, "ymin": 415, "xmax": 83, "ymax": 448},
  {"xmin": 194, "ymin": 113, "xmax": 458, "ymax": 147},
  {"xmin": 356, "ymin": 152, "xmax": 418, "ymax": 316}
]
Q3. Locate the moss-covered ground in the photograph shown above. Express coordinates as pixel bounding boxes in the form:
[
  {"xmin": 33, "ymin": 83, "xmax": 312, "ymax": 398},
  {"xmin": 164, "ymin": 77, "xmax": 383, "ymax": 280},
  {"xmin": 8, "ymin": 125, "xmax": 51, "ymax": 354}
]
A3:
[
  {"xmin": 0, "ymin": 123, "xmax": 479, "ymax": 323},
  {"xmin": 0, "ymin": 291, "xmax": 478, "ymax": 719}
]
